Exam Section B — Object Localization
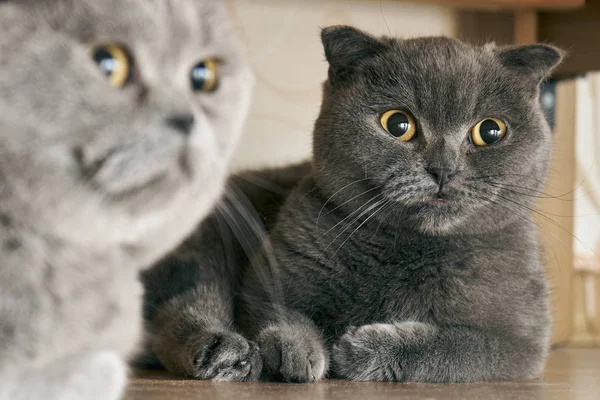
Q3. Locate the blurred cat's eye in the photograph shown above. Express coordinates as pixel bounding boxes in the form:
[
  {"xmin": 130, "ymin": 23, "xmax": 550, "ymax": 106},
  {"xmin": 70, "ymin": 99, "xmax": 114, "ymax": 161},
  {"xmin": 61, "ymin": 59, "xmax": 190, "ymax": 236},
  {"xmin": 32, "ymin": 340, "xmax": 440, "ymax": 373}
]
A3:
[
  {"xmin": 191, "ymin": 59, "xmax": 218, "ymax": 92},
  {"xmin": 91, "ymin": 44, "xmax": 132, "ymax": 88},
  {"xmin": 380, "ymin": 110, "xmax": 417, "ymax": 142},
  {"xmin": 471, "ymin": 118, "xmax": 507, "ymax": 146}
]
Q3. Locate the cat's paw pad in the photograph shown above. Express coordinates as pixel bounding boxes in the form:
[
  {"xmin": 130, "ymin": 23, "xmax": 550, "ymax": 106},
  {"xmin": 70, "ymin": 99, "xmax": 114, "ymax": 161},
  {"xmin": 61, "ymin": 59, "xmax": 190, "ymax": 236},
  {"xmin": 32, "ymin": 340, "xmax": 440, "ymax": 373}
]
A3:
[
  {"xmin": 194, "ymin": 332, "xmax": 262, "ymax": 382},
  {"xmin": 257, "ymin": 324, "xmax": 327, "ymax": 383},
  {"xmin": 332, "ymin": 323, "xmax": 418, "ymax": 381}
]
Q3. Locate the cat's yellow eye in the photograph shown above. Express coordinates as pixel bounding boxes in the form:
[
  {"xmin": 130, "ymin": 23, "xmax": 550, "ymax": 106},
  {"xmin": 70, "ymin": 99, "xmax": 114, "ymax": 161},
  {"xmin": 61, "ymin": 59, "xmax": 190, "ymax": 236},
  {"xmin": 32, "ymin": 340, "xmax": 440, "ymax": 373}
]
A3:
[
  {"xmin": 191, "ymin": 59, "xmax": 218, "ymax": 92},
  {"xmin": 380, "ymin": 110, "xmax": 417, "ymax": 142},
  {"xmin": 471, "ymin": 118, "xmax": 507, "ymax": 146},
  {"xmin": 91, "ymin": 44, "xmax": 131, "ymax": 88}
]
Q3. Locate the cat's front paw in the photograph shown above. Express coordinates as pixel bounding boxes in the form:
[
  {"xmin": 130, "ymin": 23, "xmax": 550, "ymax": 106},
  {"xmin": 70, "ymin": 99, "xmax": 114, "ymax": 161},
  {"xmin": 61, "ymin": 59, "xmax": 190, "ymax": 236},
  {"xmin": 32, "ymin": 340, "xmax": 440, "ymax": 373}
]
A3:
[
  {"xmin": 332, "ymin": 322, "xmax": 435, "ymax": 381},
  {"xmin": 194, "ymin": 331, "xmax": 262, "ymax": 381},
  {"xmin": 257, "ymin": 324, "xmax": 328, "ymax": 383}
]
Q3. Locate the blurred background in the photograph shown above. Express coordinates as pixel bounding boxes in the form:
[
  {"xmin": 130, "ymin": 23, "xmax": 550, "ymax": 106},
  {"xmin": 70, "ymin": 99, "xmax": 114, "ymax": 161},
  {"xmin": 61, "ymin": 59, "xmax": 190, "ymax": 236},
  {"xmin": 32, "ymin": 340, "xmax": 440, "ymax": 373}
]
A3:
[
  {"xmin": 224, "ymin": 0, "xmax": 600, "ymax": 347},
  {"xmin": 226, "ymin": 0, "xmax": 456, "ymax": 170}
]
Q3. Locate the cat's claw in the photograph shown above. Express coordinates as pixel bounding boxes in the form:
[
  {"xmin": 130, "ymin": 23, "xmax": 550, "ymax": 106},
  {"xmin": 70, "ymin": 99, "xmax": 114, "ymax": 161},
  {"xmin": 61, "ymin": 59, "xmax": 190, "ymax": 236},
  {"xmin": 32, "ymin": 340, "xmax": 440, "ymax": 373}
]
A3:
[
  {"xmin": 193, "ymin": 332, "xmax": 262, "ymax": 382},
  {"xmin": 257, "ymin": 324, "xmax": 327, "ymax": 383}
]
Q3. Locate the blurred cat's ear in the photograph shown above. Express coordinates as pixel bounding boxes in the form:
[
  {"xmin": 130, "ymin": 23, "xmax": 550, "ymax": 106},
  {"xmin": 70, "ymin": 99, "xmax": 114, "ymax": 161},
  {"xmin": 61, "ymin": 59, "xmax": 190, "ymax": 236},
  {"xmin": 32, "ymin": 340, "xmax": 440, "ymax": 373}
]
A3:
[
  {"xmin": 321, "ymin": 26, "xmax": 387, "ymax": 85},
  {"xmin": 494, "ymin": 44, "xmax": 564, "ymax": 82}
]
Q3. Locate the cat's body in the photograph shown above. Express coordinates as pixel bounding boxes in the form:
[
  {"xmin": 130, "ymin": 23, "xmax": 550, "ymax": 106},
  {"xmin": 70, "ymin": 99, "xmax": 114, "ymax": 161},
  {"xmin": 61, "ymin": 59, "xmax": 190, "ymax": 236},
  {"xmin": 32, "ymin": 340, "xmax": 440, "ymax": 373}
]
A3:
[
  {"xmin": 142, "ymin": 27, "xmax": 562, "ymax": 383},
  {"xmin": 240, "ymin": 176, "xmax": 549, "ymax": 382},
  {"xmin": 239, "ymin": 28, "xmax": 562, "ymax": 383},
  {"xmin": 0, "ymin": 1, "xmax": 251, "ymax": 399}
]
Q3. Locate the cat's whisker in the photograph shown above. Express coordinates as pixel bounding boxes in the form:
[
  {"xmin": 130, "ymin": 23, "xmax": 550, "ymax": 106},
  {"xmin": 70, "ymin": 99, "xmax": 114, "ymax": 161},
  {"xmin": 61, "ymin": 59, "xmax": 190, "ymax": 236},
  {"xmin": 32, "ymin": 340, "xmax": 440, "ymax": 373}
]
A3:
[
  {"xmin": 467, "ymin": 173, "xmax": 549, "ymax": 185},
  {"xmin": 481, "ymin": 179, "xmax": 598, "ymax": 204},
  {"xmin": 464, "ymin": 188, "xmax": 567, "ymax": 273},
  {"xmin": 333, "ymin": 199, "xmax": 392, "ymax": 256},
  {"xmin": 468, "ymin": 172, "xmax": 594, "ymax": 202},
  {"xmin": 233, "ymin": 173, "xmax": 290, "ymax": 197},
  {"xmin": 321, "ymin": 185, "xmax": 381, "ymax": 219},
  {"xmin": 324, "ymin": 197, "xmax": 387, "ymax": 251},
  {"xmin": 318, "ymin": 193, "xmax": 385, "ymax": 241},
  {"xmin": 214, "ymin": 203, "xmax": 238, "ymax": 275},
  {"xmin": 221, "ymin": 184, "xmax": 285, "ymax": 307},
  {"xmin": 465, "ymin": 184, "xmax": 598, "ymax": 264},
  {"xmin": 473, "ymin": 181, "xmax": 600, "ymax": 218},
  {"xmin": 482, "ymin": 180, "xmax": 566, "ymax": 199},
  {"xmin": 316, "ymin": 177, "xmax": 374, "ymax": 229},
  {"xmin": 374, "ymin": 201, "xmax": 396, "ymax": 235}
]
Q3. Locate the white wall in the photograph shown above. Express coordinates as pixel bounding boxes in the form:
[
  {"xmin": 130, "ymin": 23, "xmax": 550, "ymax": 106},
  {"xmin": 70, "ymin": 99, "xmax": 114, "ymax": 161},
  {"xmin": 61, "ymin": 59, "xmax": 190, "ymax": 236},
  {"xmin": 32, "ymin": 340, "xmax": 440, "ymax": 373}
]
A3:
[{"xmin": 226, "ymin": 0, "xmax": 457, "ymax": 171}]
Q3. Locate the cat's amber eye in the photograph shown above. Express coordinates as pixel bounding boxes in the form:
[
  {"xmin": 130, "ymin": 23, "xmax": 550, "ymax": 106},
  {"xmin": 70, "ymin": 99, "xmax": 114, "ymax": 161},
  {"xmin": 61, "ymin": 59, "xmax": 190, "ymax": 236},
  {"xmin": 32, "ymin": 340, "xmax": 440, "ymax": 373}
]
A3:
[
  {"xmin": 91, "ymin": 44, "xmax": 132, "ymax": 88},
  {"xmin": 380, "ymin": 110, "xmax": 417, "ymax": 142},
  {"xmin": 191, "ymin": 59, "xmax": 218, "ymax": 92},
  {"xmin": 470, "ymin": 118, "xmax": 507, "ymax": 146}
]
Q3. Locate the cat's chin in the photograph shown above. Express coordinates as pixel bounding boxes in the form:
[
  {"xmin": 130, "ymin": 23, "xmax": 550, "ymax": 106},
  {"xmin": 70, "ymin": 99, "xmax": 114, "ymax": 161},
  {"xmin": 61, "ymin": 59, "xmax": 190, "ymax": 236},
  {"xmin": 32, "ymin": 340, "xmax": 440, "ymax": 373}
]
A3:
[{"xmin": 398, "ymin": 197, "xmax": 469, "ymax": 236}]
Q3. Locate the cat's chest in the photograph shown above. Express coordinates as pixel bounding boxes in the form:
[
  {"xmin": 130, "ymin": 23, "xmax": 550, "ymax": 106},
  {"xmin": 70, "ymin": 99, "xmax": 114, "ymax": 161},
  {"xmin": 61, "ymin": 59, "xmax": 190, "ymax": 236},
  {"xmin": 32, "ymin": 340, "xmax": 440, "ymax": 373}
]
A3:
[
  {"xmin": 303, "ymin": 231, "xmax": 488, "ymax": 331},
  {"xmin": 342, "ymin": 237, "xmax": 472, "ymax": 294}
]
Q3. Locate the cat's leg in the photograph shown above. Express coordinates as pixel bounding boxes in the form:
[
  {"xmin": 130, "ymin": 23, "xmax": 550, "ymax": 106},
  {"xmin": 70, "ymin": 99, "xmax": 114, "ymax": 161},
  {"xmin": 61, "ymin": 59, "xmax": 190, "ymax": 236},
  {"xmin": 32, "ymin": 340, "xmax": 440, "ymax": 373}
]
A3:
[
  {"xmin": 331, "ymin": 322, "xmax": 547, "ymax": 382},
  {"xmin": 148, "ymin": 285, "xmax": 262, "ymax": 381},
  {"xmin": 249, "ymin": 307, "xmax": 329, "ymax": 383},
  {"xmin": 0, "ymin": 351, "xmax": 126, "ymax": 400},
  {"xmin": 140, "ymin": 211, "xmax": 263, "ymax": 381}
]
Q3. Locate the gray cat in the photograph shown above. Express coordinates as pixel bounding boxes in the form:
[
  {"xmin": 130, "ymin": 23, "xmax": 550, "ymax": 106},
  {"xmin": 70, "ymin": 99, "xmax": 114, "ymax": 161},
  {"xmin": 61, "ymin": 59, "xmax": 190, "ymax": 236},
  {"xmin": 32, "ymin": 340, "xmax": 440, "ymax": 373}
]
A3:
[
  {"xmin": 239, "ymin": 27, "xmax": 563, "ymax": 383},
  {"xmin": 141, "ymin": 27, "xmax": 563, "ymax": 383},
  {"xmin": 0, "ymin": 1, "xmax": 251, "ymax": 399}
]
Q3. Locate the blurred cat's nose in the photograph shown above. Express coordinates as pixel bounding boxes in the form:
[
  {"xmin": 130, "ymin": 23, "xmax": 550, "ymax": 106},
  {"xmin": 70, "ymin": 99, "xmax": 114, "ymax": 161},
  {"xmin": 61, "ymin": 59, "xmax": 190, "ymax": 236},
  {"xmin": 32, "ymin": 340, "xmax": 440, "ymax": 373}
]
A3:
[
  {"xmin": 426, "ymin": 167, "xmax": 455, "ymax": 191},
  {"xmin": 166, "ymin": 114, "xmax": 195, "ymax": 136}
]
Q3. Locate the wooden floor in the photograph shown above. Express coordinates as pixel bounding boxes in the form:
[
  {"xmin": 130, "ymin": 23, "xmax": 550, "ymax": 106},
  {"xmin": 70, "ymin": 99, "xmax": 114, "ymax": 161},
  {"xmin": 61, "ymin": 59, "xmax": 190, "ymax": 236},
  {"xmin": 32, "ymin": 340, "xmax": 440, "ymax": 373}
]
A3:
[{"xmin": 126, "ymin": 348, "xmax": 599, "ymax": 400}]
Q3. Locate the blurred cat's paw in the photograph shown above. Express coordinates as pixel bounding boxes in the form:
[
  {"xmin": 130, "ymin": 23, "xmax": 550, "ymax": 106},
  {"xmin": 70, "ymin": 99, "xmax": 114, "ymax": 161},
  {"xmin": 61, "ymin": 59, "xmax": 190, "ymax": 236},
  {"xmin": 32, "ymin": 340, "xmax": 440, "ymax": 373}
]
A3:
[
  {"xmin": 332, "ymin": 322, "xmax": 434, "ymax": 381},
  {"xmin": 193, "ymin": 331, "xmax": 262, "ymax": 381},
  {"xmin": 257, "ymin": 324, "xmax": 328, "ymax": 383}
]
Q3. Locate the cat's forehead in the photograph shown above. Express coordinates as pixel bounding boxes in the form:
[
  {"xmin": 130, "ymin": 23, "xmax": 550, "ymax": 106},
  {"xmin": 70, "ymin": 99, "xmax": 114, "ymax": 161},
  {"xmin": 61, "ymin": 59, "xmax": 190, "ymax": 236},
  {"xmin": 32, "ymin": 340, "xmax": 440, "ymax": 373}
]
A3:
[
  {"xmin": 37, "ymin": 0, "xmax": 225, "ymax": 53},
  {"xmin": 368, "ymin": 37, "xmax": 523, "ymax": 126},
  {"xmin": 387, "ymin": 37, "xmax": 483, "ymax": 82}
]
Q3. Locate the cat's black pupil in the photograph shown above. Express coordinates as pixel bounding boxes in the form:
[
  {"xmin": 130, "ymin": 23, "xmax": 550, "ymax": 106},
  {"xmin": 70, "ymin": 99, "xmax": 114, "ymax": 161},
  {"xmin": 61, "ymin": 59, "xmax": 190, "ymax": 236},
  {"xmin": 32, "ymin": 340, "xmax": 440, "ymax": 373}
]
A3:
[
  {"xmin": 387, "ymin": 112, "xmax": 410, "ymax": 137},
  {"xmin": 93, "ymin": 49, "xmax": 117, "ymax": 77},
  {"xmin": 479, "ymin": 119, "xmax": 503, "ymax": 144},
  {"xmin": 191, "ymin": 63, "xmax": 211, "ymax": 90}
]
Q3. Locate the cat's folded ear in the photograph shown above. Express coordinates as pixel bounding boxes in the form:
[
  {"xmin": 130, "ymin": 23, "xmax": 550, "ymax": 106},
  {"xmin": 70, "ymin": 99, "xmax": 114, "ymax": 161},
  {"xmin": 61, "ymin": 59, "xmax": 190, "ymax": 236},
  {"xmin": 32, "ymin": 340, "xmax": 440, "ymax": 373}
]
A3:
[
  {"xmin": 321, "ymin": 26, "xmax": 388, "ymax": 85},
  {"xmin": 493, "ymin": 43, "xmax": 565, "ymax": 83}
]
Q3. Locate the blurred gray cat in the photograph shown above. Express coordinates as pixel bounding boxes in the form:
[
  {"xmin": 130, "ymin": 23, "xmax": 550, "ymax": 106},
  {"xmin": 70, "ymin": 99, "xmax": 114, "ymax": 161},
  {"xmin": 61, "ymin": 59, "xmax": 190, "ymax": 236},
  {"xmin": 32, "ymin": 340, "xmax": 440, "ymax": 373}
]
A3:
[
  {"xmin": 0, "ymin": 1, "xmax": 251, "ymax": 399},
  {"xmin": 143, "ymin": 26, "xmax": 563, "ymax": 383}
]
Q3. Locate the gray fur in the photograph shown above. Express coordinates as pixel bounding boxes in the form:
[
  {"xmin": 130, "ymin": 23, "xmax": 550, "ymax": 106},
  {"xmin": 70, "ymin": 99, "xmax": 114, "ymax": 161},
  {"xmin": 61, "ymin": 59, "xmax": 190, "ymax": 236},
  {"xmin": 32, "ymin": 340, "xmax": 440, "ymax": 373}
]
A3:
[
  {"xmin": 0, "ymin": 0, "xmax": 252, "ymax": 398},
  {"xmin": 143, "ymin": 26, "xmax": 563, "ymax": 384},
  {"xmin": 238, "ymin": 26, "xmax": 563, "ymax": 382},
  {"xmin": 140, "ymin": 162, "xmax": 312, "ymax": 380}
]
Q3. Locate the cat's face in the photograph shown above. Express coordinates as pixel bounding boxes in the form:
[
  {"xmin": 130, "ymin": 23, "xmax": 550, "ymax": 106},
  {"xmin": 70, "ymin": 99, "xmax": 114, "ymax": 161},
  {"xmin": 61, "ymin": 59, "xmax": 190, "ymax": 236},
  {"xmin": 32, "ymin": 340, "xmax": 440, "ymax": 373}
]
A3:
[
  {"xmin": 0, "ymin": 0, "xmax": 252, "ymax": 262},
  {"xmin": 314, "ymin": 27, "xmax": 562, "ymax": 235}
]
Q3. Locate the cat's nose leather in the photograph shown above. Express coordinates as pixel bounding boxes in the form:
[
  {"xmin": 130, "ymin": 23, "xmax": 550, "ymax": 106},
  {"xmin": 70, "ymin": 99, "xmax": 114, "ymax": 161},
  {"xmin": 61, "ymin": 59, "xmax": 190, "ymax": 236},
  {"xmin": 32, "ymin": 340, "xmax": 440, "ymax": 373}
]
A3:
[
  {"xmin": 166, "ymin": 114, "xmax": 195, "ymax": 136},
  {"xmin": 426, "ymin": 167, "xmax": 455, "ymax": 191}
]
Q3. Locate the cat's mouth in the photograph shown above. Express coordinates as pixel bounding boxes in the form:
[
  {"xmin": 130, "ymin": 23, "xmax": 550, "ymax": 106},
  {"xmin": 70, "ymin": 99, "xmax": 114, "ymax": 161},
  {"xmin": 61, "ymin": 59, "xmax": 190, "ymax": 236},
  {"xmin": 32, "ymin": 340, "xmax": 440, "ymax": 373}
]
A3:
[
  {"xmin": 425, "ymin": 197, "xmax": 449, "ymax": 206},
  {"xmin": 422, "ymin": 191, "xmax": 453, "ymax": 207},
  {"xmin": 72, "ymin": 145, "xmax": 186, "ymax": 206}
]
